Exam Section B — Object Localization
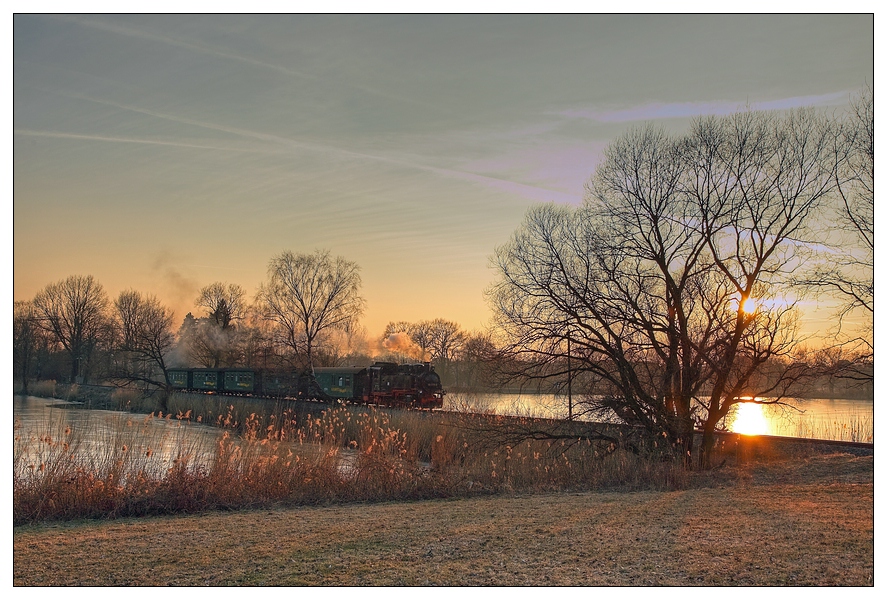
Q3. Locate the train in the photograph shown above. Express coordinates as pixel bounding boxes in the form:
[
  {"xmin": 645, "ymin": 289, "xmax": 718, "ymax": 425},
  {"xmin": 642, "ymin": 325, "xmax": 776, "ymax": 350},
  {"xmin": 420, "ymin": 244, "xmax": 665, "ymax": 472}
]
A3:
[{"xmin": 166, "ymin": 361, "xmax": 445, "ymax": 409}]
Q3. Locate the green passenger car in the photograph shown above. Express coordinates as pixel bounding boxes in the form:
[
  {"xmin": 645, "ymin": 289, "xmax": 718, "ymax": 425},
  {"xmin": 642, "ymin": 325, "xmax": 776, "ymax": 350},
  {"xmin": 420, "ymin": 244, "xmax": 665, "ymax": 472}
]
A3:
[
  {"xmin": 224, "ymin": 369, "xmax": 255, "ymax": 393},
  {"xmin": 313, "ymin": 367, "xmax": 367, "ymax": 401},
  {"xmin": 167, "ymin": 369, "xmax": 190, "ymax": 390},
  {"xmin": 191, "ymin": 369, "xmax": 222, "ymax": 391},
  {"xmin": 260, "ymin": 371, "xmax": 302, "ymax": 397}
]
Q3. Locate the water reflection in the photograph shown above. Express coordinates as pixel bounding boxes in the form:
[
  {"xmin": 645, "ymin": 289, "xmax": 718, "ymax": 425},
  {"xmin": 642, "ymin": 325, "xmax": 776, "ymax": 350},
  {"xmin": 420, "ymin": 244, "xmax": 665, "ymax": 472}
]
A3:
[
  {"xmin": 13, "ymin": 395, "xmax": 223, "ymax": 473},
  {"xmin": 725, "ymin": 397, "xmax": 874, "ymax": 442},
  {"xmin": 13, "ymin": 391, "xmax": 873, "ymax": 472},
  {"xmin": 444, "ymin": 392, "xmax": 873, "ymax": 443},
  {"xmin": 729, "ymin": 402, "xmax": 770, "ymax": 436},
  {"xmin": 445, "ymin": 392, "xmax": 567, "ymax": 420},
  {"xmin": 13, "ymin": 395, "xmax": 359, "ymax": 477}
]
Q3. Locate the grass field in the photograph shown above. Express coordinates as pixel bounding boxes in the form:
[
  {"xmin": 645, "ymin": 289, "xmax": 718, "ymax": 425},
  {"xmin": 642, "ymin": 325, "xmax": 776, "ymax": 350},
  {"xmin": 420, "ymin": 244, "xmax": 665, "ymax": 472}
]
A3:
[{"xmin": 13, "ymin": 451, "xmax": 873, "ymax": 586}]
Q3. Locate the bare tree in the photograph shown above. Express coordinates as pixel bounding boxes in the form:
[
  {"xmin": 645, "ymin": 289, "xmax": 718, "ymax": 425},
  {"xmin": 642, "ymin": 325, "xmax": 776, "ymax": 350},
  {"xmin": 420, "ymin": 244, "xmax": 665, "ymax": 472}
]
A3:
[
  {"xmin": 451, "ymin": 331, "xmax": 497, "ymax": 391},
  {"xmin": 257, "ymin": 249, "xmax": 365, "ymax": 373},
  {"xmin": 31, "ymin": 275, "xmax": 111, "ymax": 383},
  {"xmin": 179, "ymin": 317, "xmax": 245, "ymax": 368},
  {"xmin": 314, "ymin": 323, "xmax": 372, "ymax": 366},
  {"xmin": 238, "ymin": 304, "xmax": 278, "ymax": 369},
  {"xmin": 833, "ymin": 85, "xmax": 874, "ymax": 320},
  {"xmin": 196, "ymin": 282, "xmax": 245, "ymax": 330},
  {"xmin": 421, "ymin": 318, "xmax": 466, "ymax": 383},
  {"xmin": 685, "ymin": 108, "xmax": 839, "ymax": 464},
  {"xmin": 111, "ymin": 290, "xmax": 177, "ymax": 408},
  {"xmin": 425, "ymin": 319, "xmax": 466, "ymax": 363},
  {"xmin": 803, "ymin": 86, "xmax": 873, "ymax": 378},
  {"xmin": 379, "ymin": 319, "xmax": 466, "ymax": 372},
  {"xmin": 490, "ymin": 107, "xmax": 839, "ymax": 468},
  {"xmin": 13, "ymin": 301, "xmax": 41, "ymax": 394},
  {"xmin": 178, "ymin": 282, "xmax": 248, "ymax": 368}
]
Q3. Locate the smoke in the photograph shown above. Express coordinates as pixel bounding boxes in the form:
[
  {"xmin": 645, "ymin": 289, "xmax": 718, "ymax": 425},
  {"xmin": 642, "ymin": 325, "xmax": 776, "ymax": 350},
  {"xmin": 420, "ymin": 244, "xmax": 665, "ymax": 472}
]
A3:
[
  {"xmin": 151, "ymin": 251, "xmax": 199, "ymax": 319},
  {"xmin": 382, "ymin": 332, "xmax": 428, "ymax": 361}
]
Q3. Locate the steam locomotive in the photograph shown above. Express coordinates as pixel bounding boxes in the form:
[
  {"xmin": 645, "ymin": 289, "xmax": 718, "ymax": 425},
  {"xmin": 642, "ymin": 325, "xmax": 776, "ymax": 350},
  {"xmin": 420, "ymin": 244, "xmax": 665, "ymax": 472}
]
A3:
[{"xmin": 166, "ymin": 361, "xmax": 445, "ymax": 409}]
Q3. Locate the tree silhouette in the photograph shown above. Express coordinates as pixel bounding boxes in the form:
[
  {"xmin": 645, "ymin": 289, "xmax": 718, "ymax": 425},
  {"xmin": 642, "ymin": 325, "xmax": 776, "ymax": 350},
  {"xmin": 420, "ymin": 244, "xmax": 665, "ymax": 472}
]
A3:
[
  {"xmin": 490, "ymin": 107, "xmax": 841, "ymax": 468},
  {"xmin": 258, "ymin": 249, "xmax": 365, "ymax": 373},
  {"xmin": 112, "ymin": 290, "xmax": 177, "ymax": 409},
  {"xmin": 31, "ymin": 275, "xmax": 111, "ymax": 383}
]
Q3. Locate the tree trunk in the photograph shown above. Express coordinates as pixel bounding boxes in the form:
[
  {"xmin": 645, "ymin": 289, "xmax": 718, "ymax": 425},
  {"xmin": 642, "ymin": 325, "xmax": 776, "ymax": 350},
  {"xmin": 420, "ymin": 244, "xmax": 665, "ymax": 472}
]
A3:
[
  {"xmin": 679, "ymin": 415, "xmax": 695, "ymax": 468},
  {"xmin": 699, "ymin": 422, "xmax": 718, "ymax": 470},
  {"xmin": 157, "ymin": 388, "xmax": 170, "ymax": 413}
]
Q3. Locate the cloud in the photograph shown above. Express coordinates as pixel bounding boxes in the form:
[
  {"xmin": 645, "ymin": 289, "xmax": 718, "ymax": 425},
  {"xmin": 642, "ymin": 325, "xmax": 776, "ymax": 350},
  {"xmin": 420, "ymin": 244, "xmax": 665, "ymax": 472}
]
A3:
[{"xmin": 50, "ymin": 15, "xmax": 318, "ymax": 81}]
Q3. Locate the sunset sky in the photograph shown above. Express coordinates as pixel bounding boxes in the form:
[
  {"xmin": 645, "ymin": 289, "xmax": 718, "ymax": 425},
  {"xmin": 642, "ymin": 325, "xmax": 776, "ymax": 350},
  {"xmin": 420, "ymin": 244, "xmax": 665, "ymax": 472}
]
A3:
[{"xmin": 12, "ymin": 13, "xmax": 874, "ymax": 340}]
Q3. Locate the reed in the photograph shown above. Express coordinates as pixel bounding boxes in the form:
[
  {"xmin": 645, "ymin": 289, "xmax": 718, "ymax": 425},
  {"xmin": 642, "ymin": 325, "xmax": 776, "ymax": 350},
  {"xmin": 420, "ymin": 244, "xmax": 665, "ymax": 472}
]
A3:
[
  {"xmin": 791, "ymin": 414, "xmax": 874, "ymax": 444},
  {"xmin": 14, "ymin": 400, "xmax": 692, "ymax": 525},
  {"xmin": 29, "ymin": 380, "xmax": 58, "ymax": 399}
]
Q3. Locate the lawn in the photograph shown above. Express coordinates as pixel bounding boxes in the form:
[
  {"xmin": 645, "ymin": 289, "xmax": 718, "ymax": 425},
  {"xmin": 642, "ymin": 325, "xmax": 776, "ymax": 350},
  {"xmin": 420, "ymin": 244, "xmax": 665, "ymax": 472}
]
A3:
[{"xmin": 13, "ymin": 452, "xmax": 873, "ymax": 586}]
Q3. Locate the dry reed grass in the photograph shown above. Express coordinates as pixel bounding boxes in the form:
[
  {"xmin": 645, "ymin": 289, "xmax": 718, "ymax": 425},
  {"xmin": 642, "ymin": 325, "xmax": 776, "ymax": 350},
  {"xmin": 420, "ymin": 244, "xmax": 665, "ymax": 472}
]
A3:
[
  {"xmin": 14, "ymin": 402, "xmax": 691, "ymax": 525},
  {"xmin": 792, "ymin": 414, "xmax": 874, "ymax": 443},
  {"xmin": 29, "ymin": 379, "xmax": 57, "ymax": 399}
]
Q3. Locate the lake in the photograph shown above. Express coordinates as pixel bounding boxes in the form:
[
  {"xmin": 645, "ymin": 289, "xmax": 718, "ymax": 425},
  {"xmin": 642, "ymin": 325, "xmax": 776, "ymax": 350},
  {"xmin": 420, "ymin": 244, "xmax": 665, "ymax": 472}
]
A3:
[
  {"xmin": 13, "ymin": 395, "xmax": 224, "ymax": 473},
  {"xmin": 443, "ymin": 392, "xmax": 874, "ymax": 443},
  {"xmin": 13, "ymin": 390, "xmax": 874, "ymax": 467}
]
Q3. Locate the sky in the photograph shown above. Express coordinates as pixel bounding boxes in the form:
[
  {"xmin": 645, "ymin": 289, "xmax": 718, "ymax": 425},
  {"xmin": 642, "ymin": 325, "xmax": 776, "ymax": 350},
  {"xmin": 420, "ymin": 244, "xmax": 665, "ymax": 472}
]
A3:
[{"xmin": 12, "ymin": 13, "xmax": 875, "ymax": 340}]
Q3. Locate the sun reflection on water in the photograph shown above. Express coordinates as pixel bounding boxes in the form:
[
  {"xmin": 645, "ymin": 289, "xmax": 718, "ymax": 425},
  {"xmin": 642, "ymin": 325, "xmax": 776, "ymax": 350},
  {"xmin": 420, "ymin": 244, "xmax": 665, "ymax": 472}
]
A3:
[{"xmin": 729, "ymin": 401, "xmax": 770, "ymax": 436}]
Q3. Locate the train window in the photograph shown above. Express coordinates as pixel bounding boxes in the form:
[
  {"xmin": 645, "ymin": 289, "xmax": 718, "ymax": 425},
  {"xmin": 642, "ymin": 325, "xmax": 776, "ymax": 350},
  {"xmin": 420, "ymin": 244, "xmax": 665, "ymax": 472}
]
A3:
[{"xmin": 338, "ymin": 377, "xmax": 344, "ymax": 386}]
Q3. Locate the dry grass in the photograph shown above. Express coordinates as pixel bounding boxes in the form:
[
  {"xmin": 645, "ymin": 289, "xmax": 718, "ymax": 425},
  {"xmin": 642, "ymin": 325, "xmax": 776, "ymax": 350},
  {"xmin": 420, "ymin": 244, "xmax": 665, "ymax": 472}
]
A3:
[
  {"xmin": 14, "ymin": 406, "xmax": 691, "ymax": 525},
  {"xmin": 28, "ymin": 380, "xmax": 58, "ymax": 399},
  {"xmin": 13, "ymin": 452, "xmax": 873, "ymax": 586}
]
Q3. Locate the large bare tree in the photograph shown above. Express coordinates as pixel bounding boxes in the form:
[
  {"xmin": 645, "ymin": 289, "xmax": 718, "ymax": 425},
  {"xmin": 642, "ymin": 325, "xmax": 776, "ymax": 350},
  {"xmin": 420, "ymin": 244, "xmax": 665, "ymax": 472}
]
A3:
[
  {"xmin": 425, "ymin": 319, "xmax": 466, "ymax": 364},
  {"xmin": 13, "ymin": 301, "xmax": 42, "ymax": 394},
  {"xmin": 31, "ymin": 275, "xmax": 111, "ymax": 383},
  {"xmin": 196, "ymin": 282, "xmax": 246, "ymax": 330},
  {"xmin": 257, "ymin": 249, "xmax": 365, "ymax": 373},
  {"xmin": 804, "ymin": 86, "xmax": 873, "ymax": 379},
  {"xmin": 112, "ymin": 290, "xmax": 177, "ymax": 401},
  {"xmin": 490, "ymin": 107, "xmax": 840, "ymax": 468}
]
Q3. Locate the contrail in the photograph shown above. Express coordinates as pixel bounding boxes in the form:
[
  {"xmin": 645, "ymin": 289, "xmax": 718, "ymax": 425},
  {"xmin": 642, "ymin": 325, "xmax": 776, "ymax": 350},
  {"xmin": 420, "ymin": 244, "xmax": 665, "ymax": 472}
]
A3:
[
  {"xmin": 49, "ymin": 90, "xmax": 580, "ymax": 204},
  {"xmin": 13, "ymin": 129, "xmax": 268, "ymax": 153},
  {"xmin": 49, "ymin": 14, "xmax": 446, "ymax": 115}
]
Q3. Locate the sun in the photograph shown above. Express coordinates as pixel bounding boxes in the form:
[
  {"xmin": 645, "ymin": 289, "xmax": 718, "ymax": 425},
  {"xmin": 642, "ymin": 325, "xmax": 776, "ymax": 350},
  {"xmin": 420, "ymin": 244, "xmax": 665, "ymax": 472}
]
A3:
[
  {"xmin": 730, "ymin": 401, "xmax": 770, "ymax": 436},
  {"xmin": 740, "ymin": 297, "xmax": 757, "ymax": 313}
]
